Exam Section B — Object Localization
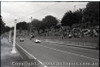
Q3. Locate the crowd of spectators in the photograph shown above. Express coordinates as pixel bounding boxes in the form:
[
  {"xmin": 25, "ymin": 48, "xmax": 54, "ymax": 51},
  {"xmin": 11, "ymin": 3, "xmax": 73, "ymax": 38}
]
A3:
[{"xmin": 34, "ymin": 25, "xmax": 99, "ymax": 39}]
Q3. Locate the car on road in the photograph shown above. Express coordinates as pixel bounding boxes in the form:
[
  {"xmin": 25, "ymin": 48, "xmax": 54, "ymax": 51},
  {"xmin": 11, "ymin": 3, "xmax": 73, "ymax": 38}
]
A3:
[
  {"xmin": 19, "ymin": 38, "xmax": 24, "ymax": 42},
  {"xmin": 34, "ymin": 39, "xmax": 41, "ymax": 43}
]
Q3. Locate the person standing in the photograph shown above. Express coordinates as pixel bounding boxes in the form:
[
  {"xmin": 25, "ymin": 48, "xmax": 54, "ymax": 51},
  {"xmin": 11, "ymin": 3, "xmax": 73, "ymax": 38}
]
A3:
[{"xmin": 30, "ymin": 33, "xmax": 35, "ymax": 40}]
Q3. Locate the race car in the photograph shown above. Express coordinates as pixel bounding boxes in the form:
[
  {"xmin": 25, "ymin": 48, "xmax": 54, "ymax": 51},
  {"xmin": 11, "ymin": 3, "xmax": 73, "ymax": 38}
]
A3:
[
  {"xmin": 19, "ymin": 38, "xmax": 24, "ymax": 42},
  {"xmin": 34, "ymin": 39, "xmax": 41, "ymax": 43},
  {"xmin": 68, "ymin": 34, "xmax": 72, "ymax": 38}
]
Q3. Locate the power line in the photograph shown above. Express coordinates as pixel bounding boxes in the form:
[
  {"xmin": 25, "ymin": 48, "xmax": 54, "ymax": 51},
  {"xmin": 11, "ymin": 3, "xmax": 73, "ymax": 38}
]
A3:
[
  {"xmin": 17, "ymin": 2, "xmax": 59, "ymax": 20},
  {"xmin": 4, "ymin": 2, "xmax": 59, "ymax": 25}
]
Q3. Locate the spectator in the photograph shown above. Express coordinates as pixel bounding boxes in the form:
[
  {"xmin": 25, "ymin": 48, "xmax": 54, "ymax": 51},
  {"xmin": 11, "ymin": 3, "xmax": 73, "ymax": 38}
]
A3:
[{"xmin": 30, "ymin": 33, "xmax": 35, "ymax": 40}]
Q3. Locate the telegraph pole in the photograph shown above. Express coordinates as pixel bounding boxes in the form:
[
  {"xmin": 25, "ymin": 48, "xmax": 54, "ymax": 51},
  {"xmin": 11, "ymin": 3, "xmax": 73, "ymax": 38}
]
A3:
[
  {"xmin": 74, "ymin": 5, "xmax": 76, "ymax": 12},
  {"xmin": 9, "ymin": 30, "xmax": 12, "ymax": 42},
  {"xmin": 30, "ymin": 16, "xmax": 32, "ymax": 34},
  {"xmin": 11, "ymin": 17, "xmax": 17, "ymax": 54}
]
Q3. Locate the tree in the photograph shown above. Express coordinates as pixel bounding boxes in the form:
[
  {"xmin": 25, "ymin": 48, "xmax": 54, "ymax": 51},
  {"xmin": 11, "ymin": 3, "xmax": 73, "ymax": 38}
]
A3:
[
  {"xmin": 83, "ymin": 2, "xmax": 99, "ymax": 26},
  {"xmin": 4, "ymin": 26, "xmax": 10, "ymax": 32},
  {"xmin": 16, "ymin": 21, "xmax": 28, "ymax": 36},
  {"xmin": 61, "ymin": 11, "xmax": 73, "ymax": 26},
  {"xmin": 74, "ymin": 9, "xmax": 83, "ymax": 24},
  {"xmin": 16, "ymin": 21, "xmax": 28, "ymax": 30},
  {"xmin": 0, "ymin": 15, "xmax": 5, "ymax": 35},
  {"xmin": 31, "ymin": 19, "xmax": 44, "ymax": 34},
  {"xmin": 32, "ymin": 19, "xmax": 42, "ymax": 30},
  {"xmin": 61, "ymin": 9, "xmax": 83, "ymax": 27},
  {"xmin": 42, "ymin": 15, "xmax": 58, "ymax": 29}
]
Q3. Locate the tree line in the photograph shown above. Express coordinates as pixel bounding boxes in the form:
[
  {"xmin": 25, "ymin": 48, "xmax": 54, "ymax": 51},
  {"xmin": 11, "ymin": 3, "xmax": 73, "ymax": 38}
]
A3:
[
  {"xmin": 0, "ymin": 2, "xmax": 99, "ymax": 36},
  {"xmin": 0, "ymin": 15, "xmax": 11, "ymax": 36}
]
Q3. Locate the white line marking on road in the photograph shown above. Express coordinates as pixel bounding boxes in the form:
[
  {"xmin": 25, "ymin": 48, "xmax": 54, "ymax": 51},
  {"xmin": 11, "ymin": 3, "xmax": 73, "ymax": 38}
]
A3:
[
  {"xmin": 45, "ymin": 40, "xmax": 96, "ymax": 49},
  {"xmin": 43, "ymin": 41, "xmax": 99, "ymax": 52},
  {"xmin": 16, "ymin": 43, "xmax": 47, "ymax": 67},
  {"xmin": 34, "ymin": 43, "xmax": 99, "ymax": 61}
]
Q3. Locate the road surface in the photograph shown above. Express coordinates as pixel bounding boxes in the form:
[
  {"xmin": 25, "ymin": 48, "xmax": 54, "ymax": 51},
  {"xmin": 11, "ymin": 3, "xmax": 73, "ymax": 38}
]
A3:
[{"xmin": 16, "ymin": 38, "xmax": 99, "ymax": 67}]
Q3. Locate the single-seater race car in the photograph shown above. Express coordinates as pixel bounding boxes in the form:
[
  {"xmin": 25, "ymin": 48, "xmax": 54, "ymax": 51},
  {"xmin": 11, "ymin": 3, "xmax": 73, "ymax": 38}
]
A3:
[{"xmin": 34, "ymin": 39, "xmax": 41, "ymax": 43}]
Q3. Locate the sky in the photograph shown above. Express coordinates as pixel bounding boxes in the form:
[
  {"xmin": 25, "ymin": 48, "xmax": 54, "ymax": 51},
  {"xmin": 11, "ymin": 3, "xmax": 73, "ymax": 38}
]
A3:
[{"xmin": 1, "ymin": 1, "xmax": 88, "ymax": 27}]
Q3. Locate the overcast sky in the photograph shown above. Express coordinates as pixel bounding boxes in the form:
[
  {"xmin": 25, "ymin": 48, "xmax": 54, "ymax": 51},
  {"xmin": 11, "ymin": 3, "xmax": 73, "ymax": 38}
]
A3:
[{"xmin": 1, "ymin": 1, "xmax": 88, "ymax": 27}]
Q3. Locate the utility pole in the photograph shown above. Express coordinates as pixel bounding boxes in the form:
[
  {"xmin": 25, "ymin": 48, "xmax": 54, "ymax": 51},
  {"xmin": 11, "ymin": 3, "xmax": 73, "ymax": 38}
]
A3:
[
  {"xmin": 11, "ymin": 17, "xmax": 17, "ymax": 54},
  {"xmin": 74, "ymin": 5, "xmax": 76, "ymax": 12},
  {"xmin": 9, "ymin": 30, "xmax": 12, "ymax": 42},
  {"xmin": 30, "ymin": 16, "xmax": 32, "ymax": 34}
]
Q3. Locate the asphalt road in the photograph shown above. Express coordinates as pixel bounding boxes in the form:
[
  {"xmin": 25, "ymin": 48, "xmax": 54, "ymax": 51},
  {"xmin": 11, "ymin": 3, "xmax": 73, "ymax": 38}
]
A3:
[{"xmin": 16, "ymin": 38, "xmax": 99, "ymax": 67}]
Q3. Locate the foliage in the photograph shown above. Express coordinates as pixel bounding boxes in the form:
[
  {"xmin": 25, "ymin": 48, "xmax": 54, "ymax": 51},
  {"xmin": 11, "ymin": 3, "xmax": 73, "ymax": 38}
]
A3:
[
  {"xmin": 4, "ymin": 26, "xmax": 11, "ymax": 32},
  {"xmin": 61, "ymin": 2, "xmax": 99, "ymax": 27},
  {"xmin": 83, "ymin": 2, "xmax": 99, "ymax": 26},
  {"xmin": 42, "ymin": 15, "xmax": 58, "ymax": 29},
  {"xmin": 0, "ymin": 15, "xmax": 5, "ymax": 35},
  {"xmin": 31, "ymin": 15, "xmax": 58, "ymax": 34},
  {"xmin": 0, "ymin": 15, "xmax": 11, "ymax": 35},
  {"xmin": 32, "ymin": 19, "xmax": 43, "ymax": 30},
  {"xmin": 16, "ymin": 21, "xmax": 28, "ymax": 30},
  {"xmin": 61, "ymin": 9, "xmax": 83, "ymax": 27}
]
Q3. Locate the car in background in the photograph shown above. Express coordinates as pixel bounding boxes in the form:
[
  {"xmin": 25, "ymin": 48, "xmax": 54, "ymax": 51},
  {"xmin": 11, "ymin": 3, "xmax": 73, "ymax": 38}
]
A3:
[
  {"xmin": 34, "ymin": 39, "xmax": 41, "ymax": 43},
  {"xmin": 19, "ymin": 38, "xmax": 24, "ymax": 42}
]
